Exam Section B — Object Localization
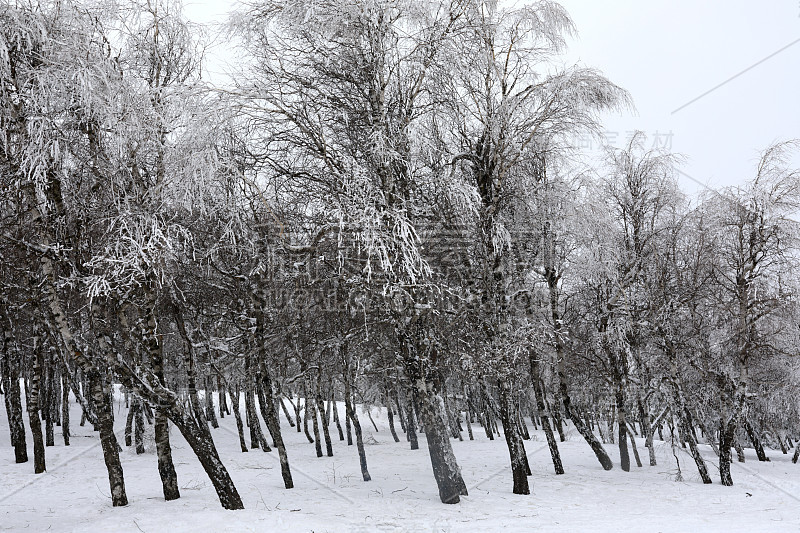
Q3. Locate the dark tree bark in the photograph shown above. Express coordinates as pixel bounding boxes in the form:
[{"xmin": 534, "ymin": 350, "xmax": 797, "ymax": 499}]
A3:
[
  {"xmin": 218, "ymin": 378, "xmax": 227, "ymax": 419},
  {"xmin": 167, "ymin": 409, "xmax": 244, "ymax": 509},
  {"xmin": 627, "ymin": 424, "xmax": 642, "ymax": 468},
  {"xmin": 2, "ymin": 350, "xmax": 28, "ymax": 463},
  {"xmin": 331, "ymin": 390, "xmax": 345, "ymax": 441},
  {"xmin": 205, "ymin": 375, "xmax": 219, "ymax": 429},
  {"xmin": 279, "ymin": 394, "xmax": 296, "ymax": 427},
  {"xmin": 530, "ymin": 353, "xmax": 563, "ymax": 475},
  {"xmin": 134, "ymin": 398, "xmax": 146, "ymax": 455},
  {"xmin": 734, "ymin": 438, "xmax": 746, "ymax": 463},
  {"xmin": 678, "ymin": 410, "xmax": 711, "ymax": 483},
  {"xmin": 308, "ymin": 384, "xmax": 323, "ymax": 457},
  {"xmin": 406, "ymin": 390, "xmax": 419, "ymax": 450},
  {"xmin": 498, "ymin": 381, "xmax": 530, "ymax": 495},
  {"xmin": 394, "ymin": 390, "xmax": 406, "ymax": 434},
  {"xmin": 245, "ymin": 386, "xmax": 267, "ymax": 450},
  {"xmin": 344, "ymin": 382, "xmax": 371, "ymax": 482},
  {"xmin": 315, "ymin": 379, "xmax": 334, "ymax": 456},
  {"xmin": 91, "ymin": 374, "xmax": 128, "ymax": 506},
  {"xmin": 27, "ymin": 329, "xmax": 46, "ymax": 474},
  {"xmin": 43, "ymin": 353, "xmax": 55, "ymax": 447},
  {"xmin": 292, "ymin": 394, "xmax": 303, "ymax": 433},
  {"xmin": 302, "ymin": 391, "xmax": 315, "ymax": 445},
  {"xmin": 744, "ymin": 419, "xmax": 769, "ymax": 462},
  {"xmin": 125, "ymin": 399, "xmax": 135, "ymax": 447},
  {"xmin": 229, "ymin": 386, "xmax": 248, "ymax": 453},
  {"xmin": 257, "ymin": 370, "xmax": 293, "ymax": 489},
  {"xmin": 61, "ymin": 370, "xmax": 70, "ymax": 446},
  {"xmin": 719, "ymin": 419, "xmax": 737, "ymax": 486},
  {"xmin": 387, "ymin": 400, "xmax": 401, "ymax": 443},
  {"xmin": 415, "ymin": 381, "xmax": 468, "ymax": 503}
]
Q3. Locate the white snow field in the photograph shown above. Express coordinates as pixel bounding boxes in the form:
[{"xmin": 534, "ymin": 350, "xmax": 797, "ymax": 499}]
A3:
[{"xmin": 1, "ymin": 394, "xmax": 799, "ymax": 532}]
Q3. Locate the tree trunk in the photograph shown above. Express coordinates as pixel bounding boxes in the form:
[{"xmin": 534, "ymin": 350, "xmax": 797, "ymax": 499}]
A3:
[
  {"xmin": 744, "ymin": 419, "xmax": 769, "ymax": 462},
  {"xmin": 134, "ymin": 398, "xmax": 146, "ymax": 454},
  {"xmin": 308, "ymin": 385, "xmax": 323, "ymax": 458},
  {"xmin": 414, "ymin": 381, "xmax": 468, "ymax": 504},
  {"xmin": 249, "ymin": 383, "xmax": 273, "ymax": 454},
  {"xmin": 302, "ymin": 393, "xmax": 315, "ymax": 444},
  {"xmin": 91, "ymin": 375, "xmax": 128, "ymax": 506},
  {"xmin": 332, "ymin": 391, "xmax": 345, "ymax": 441},
  {"xmin": 140, "ymin": 292, "xmax": 180, "ymax": 501},
  {"xmin": 678, "ymin": 411, "xmax": 711, "ymax": 483},
  {"xmin": 61, "ymin": 371, "xmax": 70, "ymax": 446},
  {"xmin": 246, "ymin": 386, "xmax": 269, "ymax": 451},
  {"xmin": 394, "ymin": 390, "xmax": 406, "ymax": 433},
  {"xmin": 168, "ymin": 410, "xmax": 244, "ymax": 510},
  {"xmin": 719, "ymin": 419, "xmax": 736, "ymax": 486},
  {"xmin": 316, "ymin": 382, "xmax": 334, "ymax": 457},
  {"xmin": 616, "ymin": 388, "xmax": 630, "ymax": 472},
  {"xmin": 218, "ymin": 378, "xmax": 227, "ymax": 419},
  {"xmin": 387, "ymin": 401, "xmax": 401, "ymax": 442},
  {"xmin": 125, "ymin": 400, "xmax": 135, "ymax": 447},
  {"xmin": 43, "ymin": 355, "xmax": 55, "ymax": 447},
  {"xmin": 3, "ymin": 357, "xmax": 28, "ymax": 463},
  {"xmin": 406, "ymin": 392, "xmax": 419, "ymax": 450},
  {"xmin": 279, "ymin": 394, "xmax": 296, "ymax": 427},
  {"xmin": 559, "ymin": 377, "xmax": 613, "ymax": 470},
  {"xmin": 530, "ymin": 353, "xmax": 563, "ymax": 475},
  {"xmin": 344, "ymin": 376, "xmax": 370, "ymax": 482},
  {"xmin": 498, "ymin": 381, "xmax": 530, "ymax": 495},
  {"xmin": 257, "ymin": 371, "xmax": 293, "ymax": 489},
  {"xmin": 205, "ymin": 375, "xmax": 219, "ymax": 429},
  {"xmin": 627, "ymin": 424, "xmax": 642, "ymax": 468},
  {"xmin": 27, "ymin": 331, "xmax": 46, "ymax": 474},
  {"xmin": 229, "ymin": 386, "xmax": 248, "ymax": 453}
]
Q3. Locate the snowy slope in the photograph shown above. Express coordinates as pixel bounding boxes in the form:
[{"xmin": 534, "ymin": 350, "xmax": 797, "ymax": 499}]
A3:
[{"xmin": 1, "ymin": 393, "xmax": 799, "ymax": 532}]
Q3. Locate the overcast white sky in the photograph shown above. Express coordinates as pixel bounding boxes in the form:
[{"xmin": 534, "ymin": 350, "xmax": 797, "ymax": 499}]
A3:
[{"xmin": 185, "ymin": 0, "xmax": 800, "ymax": 197}]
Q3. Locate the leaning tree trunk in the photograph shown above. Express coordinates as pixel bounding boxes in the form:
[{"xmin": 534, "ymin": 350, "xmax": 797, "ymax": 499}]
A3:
[
  {"xmin": 679, "ymin": 408, "xmax": 711, "ymax": 484},
  {"xmin": 645, "ymin": 406, "xmax": 669, "ymax": 467},
  {"xmin": 257, "ymin": 368, "xmax": 293, "ymax": 489},
  {"xmin": 413, "ymin": 379, "xmax": 469, "ymax": 504},
  {"xmin": 344, "ymin": 377, "xmax": 371, "ymax": 482},
  {"xmin": 387, "ymin": 400, "xmax": 401, "ymax": 443},
  {"xmin": 331, "ymin": 390, "xmax": 345, "ymax": 441},
  {"xmin": 251, "ymin": 269, "xmax": 295, "ymax": 489},
  {"xmin": 548, "ymin": 273, "xmax": 613, "ymax": 470},
  {"xmin": 167, "ymin": 408, "xmax": 244, "ymax": 510},
  {"xmin": 530, "ymin": 352, "xmax": 563, "ymax": 475},
  {"xmin": 245, "ymin": 386, "xmax": 268, "ymax": 451},
  {"xmin": 744, "ymin": 419, "xmax": 769, "ymax": 462},
  {"xmin": 229, "ymin": 386, "xmax": 248, "ymax": 453}
]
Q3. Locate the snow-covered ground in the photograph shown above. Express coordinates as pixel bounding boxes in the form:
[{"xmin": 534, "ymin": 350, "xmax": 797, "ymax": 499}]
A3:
[{"xmin": 1, "ymin": 394, "xmax": 799, "ymax": 532}]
